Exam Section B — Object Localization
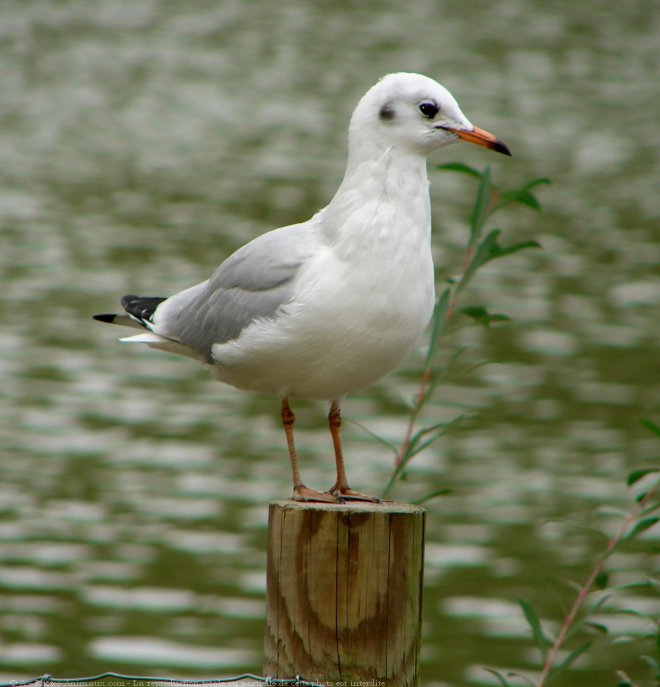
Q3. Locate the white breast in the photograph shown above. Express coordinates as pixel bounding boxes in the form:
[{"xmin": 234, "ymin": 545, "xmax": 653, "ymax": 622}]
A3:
[{"xmin": 210, "ymin": 159, "xmax": 435, "ymax": 400}]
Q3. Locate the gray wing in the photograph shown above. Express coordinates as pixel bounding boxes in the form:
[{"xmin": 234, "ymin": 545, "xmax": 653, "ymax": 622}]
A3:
[{"xmin": 153, "ymin": 221, "xmax": 320, "ymax": 360}]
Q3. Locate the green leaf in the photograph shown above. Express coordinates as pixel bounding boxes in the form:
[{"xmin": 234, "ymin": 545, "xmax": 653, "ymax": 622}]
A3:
[
  {"xmin": 552, "ymin": 639, "xmax": 593, "ymax": 675},
  {"xmin": 595, "ymin": 505, "xmax": 629, "ymax": 519},
  {"xmin": 497, "ymin": 190, "xmax": 540, "ymax": 211},
  {"xmin": 640, "ymin": 418, "xmax": 660, "ymax": 436},
  {"xmin": 627, "ymin": 467, "xmax": 660, "ymax": 486},
  {"xmin": 623, "ymin": 516, "xmax": 660, "ymax": 542},
  {"xmin": 383, "ymin": 412, "xmax": 473, "ymax": 496},
  {"xmin": 483, "ymin": 669, "xmax": 514, "ymax": 686},
  {"xmin": 426, "ymin": 346, "xmax": 473, "ymax": 394},
  {"xmin": 583, "ymin": 620, "xmax": 609, "ymax": 635},
  {"xmin": 437, "ymin": 161, "xmax": 484, "ymax": 178},
  {"xmin": 636, "ymin": 486, "xmax": 659, "ymax": 504},
  {"xmin": 408, "ymin": 415, "xmax": 471, "ymax": 458},
  {"xmin": 494, "ymin": 177, "xmax": 551, "ymax": 213},
  {"xmin": 408, "ymin": 429, "xmax": 451, "ymax": 457},
  {"xmin": 545, "ymin": 574, "xmax": 583, "ymax": 594},
  {"xmin": 348, "ymin": 420, "xmax": 399, "ymax": 456},
  {"xmin": 424, "ymin": 287, "xmax": 451, "ymax": 366},
  {"xmin": 515, "ymin": 190, "xmax": 542, "ymax": 210},
  {"xmin": 610, "ymin": 579, "xmax": 655, "ymax": 593},
  {"xmin": 459, "ymin": 305, "xmax": 511, "ymax": 328},
  {"xmin": 413, "ymin": 488, "xmax": 453, "ymax": 504},
  {"xmin": 489, "ymin": 239, "xmax": 542, "ymax": 260},
  {"xmin": 595, "ymin": 571, "xmax": 609, "ymax": 589},
  {"xmin": 590, "ymin": 593, "xmax": 613, "ymax": 613},
  {"xmin": 519, "ymin": 598, "xmax": 551, "ymax": 653},
  {"xmin": 469, "ymin": 165, "xmax": 492, "ymax": 248},
  {"xmin": 459, "ymin": 228, "xmax": 502, "ymax": 291},
  {"xmin": 615, "ymin": 670, "xmax": 635, "ymax": 687},
  {"xmin": 520, "ymin": 177, "xmax": 552, "ymax": 192},
  {"xmin": 640, "ymin": 500, "xmax": 660, "ymax": 516},
  {"xmin": 617, "ymin": 607, "xmax": 657, "ymax": 622},
  {"xmin": 466, "ymin": 237, "xmax": 542, "ymax": 276}
]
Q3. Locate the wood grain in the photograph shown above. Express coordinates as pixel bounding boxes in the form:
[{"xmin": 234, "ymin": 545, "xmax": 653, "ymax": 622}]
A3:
[{"xmin": 264, "ymin": 500, "xmax": 425, "ymax": 686}]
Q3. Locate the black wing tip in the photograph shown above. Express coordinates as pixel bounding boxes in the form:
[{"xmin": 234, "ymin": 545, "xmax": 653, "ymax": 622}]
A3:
[
  {"xmin": 93, "ymin": 313, "xmax": 117, "ymax": 324},
  {"xmin": 121, "ymin": 294, "xmax": 167, "ymax": 323},
  {"xmin": 94, "ymin": 295, "xmax": 165, "ymax": 326},
  {"xmin": 120, "ymin": 294, "xmax": 139, "ymax": 307}
]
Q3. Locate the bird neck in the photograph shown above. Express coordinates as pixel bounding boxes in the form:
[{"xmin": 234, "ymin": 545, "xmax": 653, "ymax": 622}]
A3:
[{"xmin": 322, "ymin": 145, "xmax": 431, "ymax": 246}]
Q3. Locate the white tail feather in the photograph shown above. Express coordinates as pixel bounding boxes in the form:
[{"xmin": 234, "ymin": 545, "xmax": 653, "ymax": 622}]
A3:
[
  {"xmin": 120, "ymin": 333, "xmax": 167, "ymax": 344},
  {"xmin": 119, "ymin": 332, "xmax": 203, "ymax": 361}
]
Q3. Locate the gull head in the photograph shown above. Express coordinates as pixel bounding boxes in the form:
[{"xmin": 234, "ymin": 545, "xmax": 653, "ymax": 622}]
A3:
[{"xmin": 349, "ymin": 72, "xmax": 510, "ymax": 159}]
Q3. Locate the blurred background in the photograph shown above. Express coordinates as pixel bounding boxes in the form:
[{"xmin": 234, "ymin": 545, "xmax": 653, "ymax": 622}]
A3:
[{"xmin": 0, "ymin": 1, "xmax": 658, "ymax": 685}]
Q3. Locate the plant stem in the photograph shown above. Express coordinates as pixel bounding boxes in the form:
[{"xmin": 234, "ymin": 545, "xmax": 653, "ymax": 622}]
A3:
[
  {"xmin": 393, "ymin": 191, "xmax": 490, "ymax": 470},
  {"xmin": 389, "ymin": 177, "xmax": 502, "ymax": 486},
  {"xmin": 395, "ymin": 366, "xmax": 432, "ymax": 467},
  {"xmin": 536, "ymin": 484, "xmax": 658, "ymax": 687}
]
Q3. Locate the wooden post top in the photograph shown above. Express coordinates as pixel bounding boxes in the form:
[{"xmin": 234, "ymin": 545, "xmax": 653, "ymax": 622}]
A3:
[{"xmin": 269, "ymin": 499, "xmax": 425, "ymax": 515}]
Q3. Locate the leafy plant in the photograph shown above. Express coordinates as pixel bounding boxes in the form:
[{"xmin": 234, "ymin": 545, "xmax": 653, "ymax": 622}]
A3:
[
  {"xmin": 376, "ymin": 163, "xmax": 547, "ymax": 498},
  {"xmin": 368, "ymin": 164, "xmax": 659, "ymax": 685},
  {"xmin": 365, "ymin": 163, "xmax": 660, "ymax": 687},
  {"xmin": 489, "ymin": 419, "xmax": 660, "ymax": 687}
]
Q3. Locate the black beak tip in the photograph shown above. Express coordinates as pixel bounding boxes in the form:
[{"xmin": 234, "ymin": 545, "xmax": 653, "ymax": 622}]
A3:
[
  {"xmin": 93, "ymin": 313, "xmax": 116, "ymax": 323},
  {"xmin": 494, "ymin": 139, "xmax": 512, "ymax": 157}
]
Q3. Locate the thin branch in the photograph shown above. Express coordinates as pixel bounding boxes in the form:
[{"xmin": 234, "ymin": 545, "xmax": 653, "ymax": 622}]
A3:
[
  {"xmin": 536, "ymin": 482, "xmax": 658, "ymax": 686},
  {"xmin": 393, "ymin": 187, "xmax": 493, "ymax": 470}
]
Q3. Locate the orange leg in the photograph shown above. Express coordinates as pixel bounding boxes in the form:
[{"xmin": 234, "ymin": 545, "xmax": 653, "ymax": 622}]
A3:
[
  {"xmin": 281, "ymin": 397, "xmax": 339, "ymax": 503},
  {"xmin": 328, "ymin": 401, "xmax": 380, "ymax": 502}
]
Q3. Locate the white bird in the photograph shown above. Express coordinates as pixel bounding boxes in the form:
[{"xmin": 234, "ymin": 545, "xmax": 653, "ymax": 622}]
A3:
[{"xmin": 94, "ymin": 72, "xmax": 510, "ymax": 503}]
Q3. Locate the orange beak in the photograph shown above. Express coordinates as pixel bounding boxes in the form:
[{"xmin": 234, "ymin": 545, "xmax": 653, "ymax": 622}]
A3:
[{"xmin": 443, "ymin": 125, "xmax": 511, "ymax": 156}]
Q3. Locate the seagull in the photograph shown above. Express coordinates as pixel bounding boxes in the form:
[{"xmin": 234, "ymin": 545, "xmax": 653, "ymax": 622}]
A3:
[{"xmin": 94, "ymin": 72, "xmax": 510, "ymax": 503}]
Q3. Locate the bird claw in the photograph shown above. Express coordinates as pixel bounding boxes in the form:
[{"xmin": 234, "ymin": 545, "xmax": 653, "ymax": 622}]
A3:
[
  {"xmin": 330, "ymin": 487, "xmax": 381, "ymax": 503},
  {"xmin": 291, "ymin": 485, "xmax": 381, "ymax": 504},
  {"xmin": 293, "ymin": 485, "xmax": 342, "ymax": 504}
]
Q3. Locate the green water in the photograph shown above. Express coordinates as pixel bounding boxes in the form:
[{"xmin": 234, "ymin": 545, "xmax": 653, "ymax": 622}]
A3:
[{"xmin": 1, "ymin": 2, "xmax": 658, "ymax": 686}]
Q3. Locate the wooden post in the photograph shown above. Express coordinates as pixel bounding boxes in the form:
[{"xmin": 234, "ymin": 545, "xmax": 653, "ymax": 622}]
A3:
[{"xmin": 264, "ymin": 500, "xmax": 425, "ymax": 686}]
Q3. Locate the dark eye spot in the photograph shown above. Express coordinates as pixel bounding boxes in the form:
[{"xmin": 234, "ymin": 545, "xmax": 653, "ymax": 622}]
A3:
[
  {"xmin": 379, "ymin": 102, "xmax": 395, "ymax": 120},
  {"xmin": 418, "ymin": 101, "xmax": 439, "ymax": 118}
]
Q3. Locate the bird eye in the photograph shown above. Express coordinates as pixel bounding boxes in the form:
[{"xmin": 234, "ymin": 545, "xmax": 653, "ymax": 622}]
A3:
[{"xmin": 418, "ymin": 101, "xmax": 439, "ymax": 118}]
